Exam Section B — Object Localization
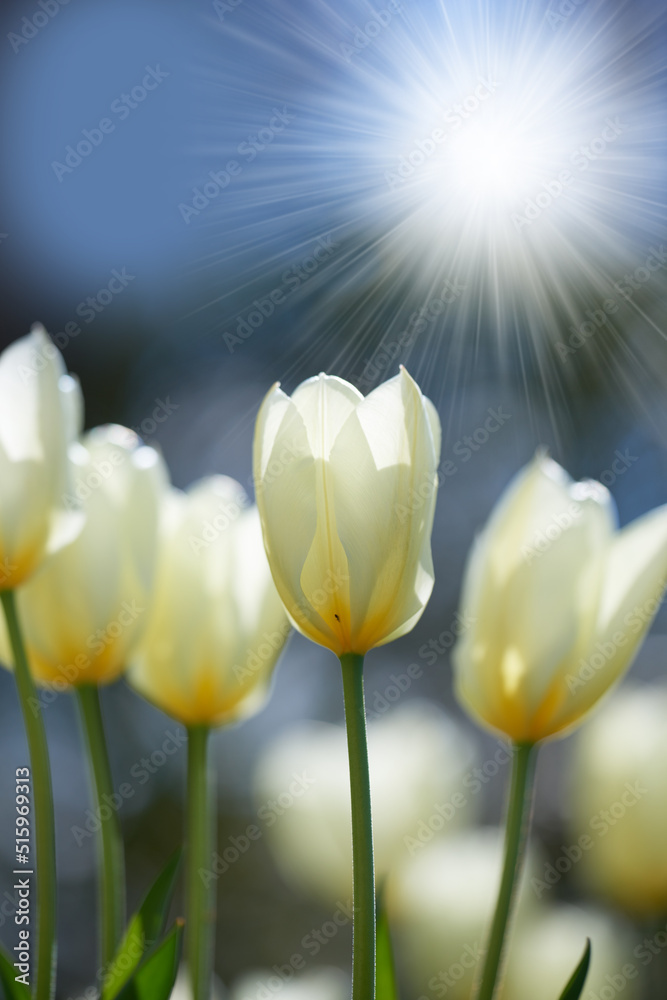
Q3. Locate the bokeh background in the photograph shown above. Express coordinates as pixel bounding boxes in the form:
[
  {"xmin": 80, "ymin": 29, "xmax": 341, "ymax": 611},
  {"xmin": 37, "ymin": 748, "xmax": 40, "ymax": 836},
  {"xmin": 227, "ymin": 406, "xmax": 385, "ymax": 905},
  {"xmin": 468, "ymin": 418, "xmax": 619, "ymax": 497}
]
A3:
[{"xmin": 1, "ymin": 0, "xmax": 667, "ymax": 996}]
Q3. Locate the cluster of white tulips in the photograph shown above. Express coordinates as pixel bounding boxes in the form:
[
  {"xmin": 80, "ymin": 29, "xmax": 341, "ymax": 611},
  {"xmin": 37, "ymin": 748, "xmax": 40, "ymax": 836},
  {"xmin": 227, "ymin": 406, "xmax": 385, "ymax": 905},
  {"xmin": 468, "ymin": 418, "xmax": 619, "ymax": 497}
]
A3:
[{"xmin": 1, "ymin": 326, "xmax": 667, "ymax": 1000}]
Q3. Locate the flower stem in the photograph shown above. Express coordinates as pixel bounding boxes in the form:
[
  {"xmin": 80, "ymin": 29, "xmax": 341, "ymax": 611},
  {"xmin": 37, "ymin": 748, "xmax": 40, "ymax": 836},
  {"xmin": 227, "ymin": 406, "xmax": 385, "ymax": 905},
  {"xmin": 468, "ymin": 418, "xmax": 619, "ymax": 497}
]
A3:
[
  {"xmin": 186, "ymin": 725, "xmax": 216, "ymax": 1000},
  {"xmin": 475, "ymin": 742, "xmax": 538, "ymax": 1000},
  {"xmin": 0, "ymin": 589, "xmax": 56, "ymax": 1000},
  {"xmin": 75, "ymin": 684, "xmax": 125, "ymax": 968},
  {"xmin": 339, "ymin": 652, "xmax": 375, "ymax": 1000}
]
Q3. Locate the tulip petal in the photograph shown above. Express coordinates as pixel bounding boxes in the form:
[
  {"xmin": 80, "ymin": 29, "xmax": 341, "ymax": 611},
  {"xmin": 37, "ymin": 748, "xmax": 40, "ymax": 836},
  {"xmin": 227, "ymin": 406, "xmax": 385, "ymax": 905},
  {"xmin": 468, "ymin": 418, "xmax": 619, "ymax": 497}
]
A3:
[
  {"xmin": 130, "ymin": 480, "xmax": 288, "ymax": 726},
  {"xmin": 327, "ymin": 367, "xmax": 439, "ymax": 651},
  {"xmin": 454, "ymin": 455, "xmax": 616, "ymax": 742},
  {"xmin": 549, "ymin": 503, "xmax": 667, "ymax": 734},
  {"xmin": 254, "ymin": 384, "xmax": 345, "ymax": 652},
  {"xmin": 290, "ymin": 373, "xmax": 363, "ymax": 459}
]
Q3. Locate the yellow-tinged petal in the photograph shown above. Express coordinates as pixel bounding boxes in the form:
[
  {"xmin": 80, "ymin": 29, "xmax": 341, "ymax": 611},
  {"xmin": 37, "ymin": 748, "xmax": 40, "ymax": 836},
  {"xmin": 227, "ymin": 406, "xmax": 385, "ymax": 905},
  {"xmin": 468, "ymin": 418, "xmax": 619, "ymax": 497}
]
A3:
[
  {"xmin": 0, "ymin": 424, "xmax": 167, "ymax": 686},
  {"xmin": 548, "ymin": 502, "xmax": 667, "ymax": 735},
  {"xmin": 253, "ymin": 367, "xmax": 441, "ymax": 655},
  {"xmin": 0, "ymin": 328, "xmax": 84, "ymax": 588},
  {"xmin": 453, "ymin": 452, "xmax": 665, "ymax": 744},
  {"xmin": 129, "ymin": 477, "xmax": 289, "ymax": 727}
]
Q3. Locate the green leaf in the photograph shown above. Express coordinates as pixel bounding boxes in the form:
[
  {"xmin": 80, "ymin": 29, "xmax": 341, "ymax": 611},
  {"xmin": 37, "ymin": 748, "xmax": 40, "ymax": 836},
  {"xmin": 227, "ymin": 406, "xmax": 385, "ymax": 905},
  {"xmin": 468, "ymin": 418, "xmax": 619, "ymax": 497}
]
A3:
[
  {"xmin": 0, "ymin": 944, "xmax": 30, "ymax": 1000},
  {"xmin": 376, "ymin": 886, "xmax": 399, "ymax": 1000},
  {"xmin": 557, "ymin": 939, "xmax": 591, "ymax": 1000},
  {"xmin": 116, "ymin": 920, "xmax": 184, "ymax": 1000},
  {"xmin": 102, "ymin": 849, "xmax": 182, "ymax": 1000}
]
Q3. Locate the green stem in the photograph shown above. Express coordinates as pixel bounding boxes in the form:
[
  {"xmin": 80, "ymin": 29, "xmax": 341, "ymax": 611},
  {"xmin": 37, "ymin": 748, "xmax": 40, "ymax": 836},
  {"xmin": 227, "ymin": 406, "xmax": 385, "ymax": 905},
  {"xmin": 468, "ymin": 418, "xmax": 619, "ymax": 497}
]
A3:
[
  {"xmin": 75, "ymin": 684, "xmax": 125, "ymax": 968},
  {"xmin": 186, "ymin": 725, "xmax": 215, "ymax": 1000},
  {"xmin": 475, "ymin": 742, "xmax": 538, "ymax": 1000},
  {"xmin": 1, "ymin": 590, "xmax": 56, "ymax": 1000},
  {"xmin": 340, "ymin": 653, "xmax": 375, "ymax": 1000}
]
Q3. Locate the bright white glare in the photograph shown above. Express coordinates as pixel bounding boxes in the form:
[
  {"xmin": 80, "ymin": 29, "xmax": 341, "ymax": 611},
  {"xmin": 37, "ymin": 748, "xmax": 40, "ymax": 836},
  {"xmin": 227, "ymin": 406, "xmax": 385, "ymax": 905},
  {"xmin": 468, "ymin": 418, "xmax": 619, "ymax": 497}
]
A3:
[
  {"xmin": 196, "ymin": 0, "xmax": 667, "ymax": 399},
  {"xmin": 446, "ymin": 123, "xmax": 539, "ymax": 205}
]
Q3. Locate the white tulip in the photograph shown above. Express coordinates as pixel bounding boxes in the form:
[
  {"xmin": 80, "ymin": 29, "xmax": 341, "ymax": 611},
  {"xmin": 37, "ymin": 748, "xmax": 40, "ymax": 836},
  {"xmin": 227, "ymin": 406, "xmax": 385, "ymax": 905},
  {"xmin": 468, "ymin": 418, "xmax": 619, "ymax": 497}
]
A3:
[
  {"xmin": 253, "ymin": 368, "xmax": 440, "ymax": 655},
  {"xmin": 0, "ymin": 424, "xmax": 166, "ymax": 686},
  {"xmin": 0, "ymin": 326, "xmax": 84, "ymax": 589},
  {"xmin": 130, "ymin": 476, "xmax": 289, "ymax": 726},
  {"xmin": 453, "ymin": 453, "xmax": 667, "ymax": 742}
]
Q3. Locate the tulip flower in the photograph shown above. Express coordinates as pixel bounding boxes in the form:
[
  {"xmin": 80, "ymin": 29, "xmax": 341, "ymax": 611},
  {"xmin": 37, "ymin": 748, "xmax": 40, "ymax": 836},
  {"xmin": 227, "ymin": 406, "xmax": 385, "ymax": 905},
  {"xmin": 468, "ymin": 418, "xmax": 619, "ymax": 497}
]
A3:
[
  {"xmin": 0, "ymin": 325, "xmax": 83, "ymax": 591},
  {"xmin": 453, "ymin": 452, "xmax": 667, "ymax": 745},
  {"xmin": 129, "ymin": 475, "xmax": 289, "ymax": 1000},
  {"xmin": 0, "ymin": 422, "xmax": 166, "ymax": 970},
  {"xmin": 129, "ymin": 475, "xmax": 288, "ymax": 727},
  {"xmin": 0, "ymin": 327, "xmax": 83, "ymax": 1000},
  {"xmin": 570, "ymin": 683, "xmax": 667, "ymax": 915},
  {"xmin": 253, "ymin": 367, "xmax": 441, "ymax": 1000},
  {"xmin": 1, "ymin": 424, "xmax": 167, "ymax": 688},
  {"xmin": 451, "ymin": 452, "xmax": 667, "ymax": 1000},
  {"xmin": 253, "ymin": 366, "xmax": 441, "ymax": 656}
]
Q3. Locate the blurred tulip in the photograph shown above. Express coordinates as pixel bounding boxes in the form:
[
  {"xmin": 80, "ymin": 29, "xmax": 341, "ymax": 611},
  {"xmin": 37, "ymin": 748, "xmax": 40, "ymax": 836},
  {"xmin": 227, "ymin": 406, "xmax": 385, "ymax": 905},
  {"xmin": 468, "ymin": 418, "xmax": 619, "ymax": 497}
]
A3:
[
  {"xmin": 129, "ymin": 475, "xmax": 289, "ymax": 727},
  {"xmin": 453, "ymin": 453, "xmax": 667, "ymax": 743},
  {"xmin": 570, "ymin": 682, "xmax": 667, "ymax": 915},
  {"xmin": 388, "ymin": 828, "xmax": 540, "ymax": 1000},
  {"xmin": 253, "ymin": 367, "xmax": 441, "ymax": 656},
  {"xmin": 504, "ymin": 905, "xmax": 639, "ymax": 1000},
  {"xmin": 230, "ymin": 967, "xmax": 349, "ymax": 1000},
  {"xmin": 254, "ymin": 701, "xmax": 478, "ymax": 903},
  {"xmin": 0, "ymin": 425, "xmax": 166, "ymax": 686},
  {"xmin": 0, "ymin": 326, "xmax": 83, "ymax": 590}
]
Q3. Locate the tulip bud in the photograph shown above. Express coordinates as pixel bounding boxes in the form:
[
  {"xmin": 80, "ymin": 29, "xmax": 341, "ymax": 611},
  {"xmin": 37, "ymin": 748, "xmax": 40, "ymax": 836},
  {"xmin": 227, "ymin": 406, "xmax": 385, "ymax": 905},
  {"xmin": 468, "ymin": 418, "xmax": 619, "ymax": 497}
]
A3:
[
  {"xmin": 0, "ymin": 326, "xmax": 84, "ymax": 589},
  {"xmin": 253, "ymin": 367, "xmax": 441, "ymax": 656},
  {"xmin": 129, "ymin": 476, "xmax": 290, "ymax": 727},
  {"xmin": 452, "ymin": 453, "xmax": 667, "ymax": 743},
  {"xmin": 570, "ymin": 682, "xmax": 667, "ymax": 914},
  {"xmin": 0, "ymin": 425, "xmax": 166, "ymax": 687}
]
